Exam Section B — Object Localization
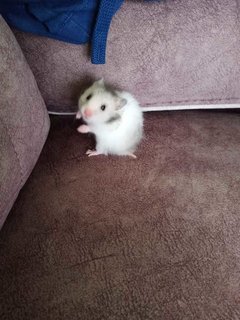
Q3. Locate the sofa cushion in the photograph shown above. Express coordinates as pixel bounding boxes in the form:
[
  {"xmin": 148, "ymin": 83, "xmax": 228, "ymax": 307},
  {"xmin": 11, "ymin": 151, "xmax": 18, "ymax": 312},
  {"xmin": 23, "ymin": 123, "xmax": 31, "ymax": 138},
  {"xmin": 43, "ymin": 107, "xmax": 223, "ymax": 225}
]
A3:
[
  {"xmin": 0, "ymin": 16, "xmax": 50, "ymax": 228},
  {"xmin": 13, "ymin": 0, "xmax": 240, "ymax": 112},
  {"xmin": 1, "ymin": 111, "xmax": 240, "ymax": 319}
]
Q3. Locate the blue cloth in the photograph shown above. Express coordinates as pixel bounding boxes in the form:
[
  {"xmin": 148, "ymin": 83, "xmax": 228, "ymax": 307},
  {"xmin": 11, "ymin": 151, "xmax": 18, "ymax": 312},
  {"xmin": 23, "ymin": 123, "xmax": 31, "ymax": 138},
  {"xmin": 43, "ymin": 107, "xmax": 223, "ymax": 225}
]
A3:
[{"xmin": 0, "ymin": 0, "xmax": 124, "ymax": 64}]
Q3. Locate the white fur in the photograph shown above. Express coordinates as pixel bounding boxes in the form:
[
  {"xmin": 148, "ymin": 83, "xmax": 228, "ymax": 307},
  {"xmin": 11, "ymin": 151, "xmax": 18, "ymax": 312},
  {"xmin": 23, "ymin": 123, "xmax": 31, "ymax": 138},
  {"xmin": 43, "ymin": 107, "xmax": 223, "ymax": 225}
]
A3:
[{"xmin": 78, "ymin": 80, "xmax": 143, "ymax": 156}]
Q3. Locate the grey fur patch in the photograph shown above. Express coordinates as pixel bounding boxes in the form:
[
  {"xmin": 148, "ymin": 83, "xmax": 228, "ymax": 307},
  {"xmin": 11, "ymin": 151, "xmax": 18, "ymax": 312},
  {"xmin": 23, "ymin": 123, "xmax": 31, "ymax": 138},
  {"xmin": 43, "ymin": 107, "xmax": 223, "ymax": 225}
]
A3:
[{"xmin": 106, "ymin": 114, "xmax": 121, "ymax": 124}]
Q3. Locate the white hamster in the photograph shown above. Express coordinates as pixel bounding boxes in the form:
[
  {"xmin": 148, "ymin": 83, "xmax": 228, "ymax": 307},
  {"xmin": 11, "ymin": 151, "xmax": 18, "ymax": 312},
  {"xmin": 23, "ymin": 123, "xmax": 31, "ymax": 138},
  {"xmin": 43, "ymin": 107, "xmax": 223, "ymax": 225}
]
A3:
[{"xmin": 76, "ymin": 79, "xmax": 143, "ymax": 158}]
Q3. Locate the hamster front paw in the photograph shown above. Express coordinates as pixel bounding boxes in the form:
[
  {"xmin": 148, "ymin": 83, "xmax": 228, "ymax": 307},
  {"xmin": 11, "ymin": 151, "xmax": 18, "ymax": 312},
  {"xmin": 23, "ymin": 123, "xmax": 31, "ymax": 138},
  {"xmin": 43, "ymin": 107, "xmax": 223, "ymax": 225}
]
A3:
[
  {"xmin": 76, "ymin": 111, "xmax": 82, "ymax": 119},
  {"xmin": 77, "ymin": 125, "xmax": 90, "ymax": 134}
]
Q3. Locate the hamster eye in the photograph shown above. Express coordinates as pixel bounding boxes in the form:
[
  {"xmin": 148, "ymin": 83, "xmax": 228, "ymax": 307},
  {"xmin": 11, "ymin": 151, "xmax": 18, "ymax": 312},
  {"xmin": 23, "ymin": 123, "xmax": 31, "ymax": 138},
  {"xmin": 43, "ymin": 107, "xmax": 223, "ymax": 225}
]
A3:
[
  {"xmin": 100, "ymin": 104, "xmax": 106, "ymax": 111},
  {"xmin": 86, "ymin": 94, "xmax": 92, "ymax": 101}
]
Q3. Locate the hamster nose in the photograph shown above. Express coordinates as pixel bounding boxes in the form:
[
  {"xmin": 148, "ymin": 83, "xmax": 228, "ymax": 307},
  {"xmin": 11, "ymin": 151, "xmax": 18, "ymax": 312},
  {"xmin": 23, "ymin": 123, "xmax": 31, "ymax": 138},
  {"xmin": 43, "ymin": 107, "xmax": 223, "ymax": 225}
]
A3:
[{"xmin": 83, "ymin": 109, "xmax": 93, "ymax": 118}]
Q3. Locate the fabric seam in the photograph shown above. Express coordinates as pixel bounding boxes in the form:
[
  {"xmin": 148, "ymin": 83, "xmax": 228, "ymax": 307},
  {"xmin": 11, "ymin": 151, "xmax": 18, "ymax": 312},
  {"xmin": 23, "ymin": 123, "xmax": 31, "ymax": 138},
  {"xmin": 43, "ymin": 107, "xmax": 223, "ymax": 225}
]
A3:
[{"xmin": 0, "ymin": 118, "xmax": 23, "ymax": 182}]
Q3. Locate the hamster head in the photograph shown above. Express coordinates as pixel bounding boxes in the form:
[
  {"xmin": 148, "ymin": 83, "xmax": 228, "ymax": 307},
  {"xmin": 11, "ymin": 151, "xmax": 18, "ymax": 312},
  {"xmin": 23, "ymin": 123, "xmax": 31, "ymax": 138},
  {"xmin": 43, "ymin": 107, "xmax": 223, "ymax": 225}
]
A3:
[{"xmin": 78, "ymin": 79, "xmax": 127, "ymax": 125}]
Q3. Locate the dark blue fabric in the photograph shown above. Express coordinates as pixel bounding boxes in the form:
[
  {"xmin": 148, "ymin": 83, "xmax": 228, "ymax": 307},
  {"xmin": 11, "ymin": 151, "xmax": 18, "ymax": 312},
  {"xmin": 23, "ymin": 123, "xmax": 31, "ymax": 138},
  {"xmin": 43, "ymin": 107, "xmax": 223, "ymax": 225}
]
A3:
[
  {"xmin": 91, "ymin": 0, "xmax": 123, "ymax": 64},
  {"xmin": 0, "ymin": 0, "xmax": 158, "ymax": 64},
  {"xmin": 0, "ymin": 0, "xmax": 124, "ymax": 64},
  {"xmin": 0, "ymin": 1, "xmax": 97, "ymax": 43}
]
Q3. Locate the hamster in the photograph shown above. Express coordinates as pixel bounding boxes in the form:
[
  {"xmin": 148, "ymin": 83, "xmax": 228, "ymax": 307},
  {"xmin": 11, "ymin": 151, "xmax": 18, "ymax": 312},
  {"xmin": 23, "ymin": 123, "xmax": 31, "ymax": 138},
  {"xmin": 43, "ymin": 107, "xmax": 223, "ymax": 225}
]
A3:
[{"xmin": 76, "ymin": 79, "xmax": 143, "ymax": 158}]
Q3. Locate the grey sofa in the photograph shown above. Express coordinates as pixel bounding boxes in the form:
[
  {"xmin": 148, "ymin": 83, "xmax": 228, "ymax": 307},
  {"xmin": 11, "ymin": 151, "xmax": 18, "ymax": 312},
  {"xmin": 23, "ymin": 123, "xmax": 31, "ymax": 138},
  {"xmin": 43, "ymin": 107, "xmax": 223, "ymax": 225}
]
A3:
[{"xmin": 1, "ymin": 2, "xmax": 240, "ymax": 319}]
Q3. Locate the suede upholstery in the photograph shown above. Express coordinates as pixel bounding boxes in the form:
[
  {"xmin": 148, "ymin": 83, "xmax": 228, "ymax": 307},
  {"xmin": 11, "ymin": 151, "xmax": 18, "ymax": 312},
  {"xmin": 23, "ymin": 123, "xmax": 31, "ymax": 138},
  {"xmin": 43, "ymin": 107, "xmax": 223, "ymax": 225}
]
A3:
[
  {"xmin": 1, "ymin": 112, "xmax": 240, "ymax": 319},
  {"xmin": 1, "ymin": 1, "xmax": 240, "ymax": 318}
]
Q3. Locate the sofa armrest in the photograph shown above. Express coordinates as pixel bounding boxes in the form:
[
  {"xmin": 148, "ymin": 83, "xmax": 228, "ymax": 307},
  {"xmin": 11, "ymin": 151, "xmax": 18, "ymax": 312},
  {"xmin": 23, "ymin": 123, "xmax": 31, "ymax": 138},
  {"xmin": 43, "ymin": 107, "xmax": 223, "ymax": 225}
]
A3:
[{"xmin": 0, "ymin": 16, "xmax": 50, "ymax": 229}]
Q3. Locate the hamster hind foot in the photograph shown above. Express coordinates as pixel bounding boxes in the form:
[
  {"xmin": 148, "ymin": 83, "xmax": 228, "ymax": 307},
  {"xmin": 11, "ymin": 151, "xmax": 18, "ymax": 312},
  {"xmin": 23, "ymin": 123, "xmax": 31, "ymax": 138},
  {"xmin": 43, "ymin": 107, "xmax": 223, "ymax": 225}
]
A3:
[
  {"xmin": 86, "ymin": 149, "xmax": 103, "ymax": 157},
  {"xmin": 126, "ymin": 152, "xmax": 137, "ymax": 159},
  {"xmin": 86, "ymin": 149, "xmax": 137, "ymax": 159}
]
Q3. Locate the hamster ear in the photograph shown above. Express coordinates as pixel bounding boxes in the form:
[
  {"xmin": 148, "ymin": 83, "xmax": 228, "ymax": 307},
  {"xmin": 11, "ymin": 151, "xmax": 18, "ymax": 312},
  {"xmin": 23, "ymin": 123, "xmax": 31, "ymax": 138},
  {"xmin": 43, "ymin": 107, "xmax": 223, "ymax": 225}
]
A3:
[
  {"xmin": 115, "ymin": 97, "xmax": 127, "ymax": 110},
  {"xmin": 94, "ymin": 78, "xmax": 105, "ymax": 86}
]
